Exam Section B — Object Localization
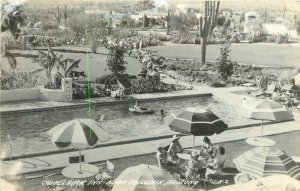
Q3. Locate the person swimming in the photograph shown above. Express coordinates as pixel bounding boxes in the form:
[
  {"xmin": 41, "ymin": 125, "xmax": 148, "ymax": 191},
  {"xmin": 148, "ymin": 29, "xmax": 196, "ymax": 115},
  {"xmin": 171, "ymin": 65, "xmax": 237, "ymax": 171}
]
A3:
[{"xmin": 160, "ymin": 109, "xmax": 165, "ymax": 116}]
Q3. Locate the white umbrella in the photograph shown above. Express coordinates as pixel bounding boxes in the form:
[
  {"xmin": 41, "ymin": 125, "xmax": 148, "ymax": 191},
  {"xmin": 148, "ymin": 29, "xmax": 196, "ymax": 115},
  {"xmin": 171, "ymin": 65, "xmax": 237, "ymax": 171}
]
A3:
[
  {"xmin": 0, "ymin": 179, "xmax": 18, "ymax": 191},
  {"xmin": 242, "ymin": 99, "xmax": 293, "ymax": 140},
  {"xmin": 112, "ymin": 164, "xmax": 179, "ymax": 191},
  {"xmin": 47, "ymin": 119, "xmax": 112, "ymax": 173},
  {"xmin": 210, "ymin": 175, "xmax": 300, "ymax": 191}
]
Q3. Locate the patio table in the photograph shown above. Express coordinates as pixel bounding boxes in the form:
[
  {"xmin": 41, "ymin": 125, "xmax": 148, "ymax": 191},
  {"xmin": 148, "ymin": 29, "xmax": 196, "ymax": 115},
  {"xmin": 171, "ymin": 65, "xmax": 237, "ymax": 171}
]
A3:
[
  {"xmin": 245, "ymin": 137, "xmax": 275, "ymax": 147},
  {"xmin": 177, "ymin": 153, "xmax": 209, "ymax": 161},
  {"xmin": 62, "ymin": 163, "xmax": 99, "ymax": 179}
]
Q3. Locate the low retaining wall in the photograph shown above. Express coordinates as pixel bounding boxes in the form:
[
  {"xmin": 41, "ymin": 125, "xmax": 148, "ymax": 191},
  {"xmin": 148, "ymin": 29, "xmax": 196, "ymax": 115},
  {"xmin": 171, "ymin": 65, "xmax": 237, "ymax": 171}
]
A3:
[
  {"xmin": 39, "ymin": 88, "xmax": 65, "ymax": 102},
  {"xmin": 0, "ymin": 88, "xmax": 40, "ymax": 102},
  {"xmin": 0, "ymin": 78, "xmax": 73, "ymax": 103}
]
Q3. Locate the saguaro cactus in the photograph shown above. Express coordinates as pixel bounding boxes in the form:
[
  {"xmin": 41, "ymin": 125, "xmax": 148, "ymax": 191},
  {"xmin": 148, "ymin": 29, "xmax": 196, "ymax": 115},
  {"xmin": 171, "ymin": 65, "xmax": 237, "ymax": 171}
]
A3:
[
  {"xmin": 56, "ymin": 6, "xmax": 61, "ymax": 24},
  {"xmin": 199, "ymin": 1, "xmax": 220, "ymax": 63},
  {"xmin": 64, "ymin": 5, "xmax": 67, "ymax": 20},
  {"xmin": 166, "ymin": 9, "xmax": 170, "ymax": 35}
]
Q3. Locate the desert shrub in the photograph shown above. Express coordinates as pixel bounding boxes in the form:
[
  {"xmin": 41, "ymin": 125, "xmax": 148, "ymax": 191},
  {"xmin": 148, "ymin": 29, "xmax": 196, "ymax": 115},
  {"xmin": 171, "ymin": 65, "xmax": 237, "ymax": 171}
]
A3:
[
  {"xmin": 132, "ymin": 76, "xmax": 189, "ymax": 94},
  {"xmin": 1, "ymin": 32, "xmax": 23, "ymax": 53},
  {"xmin": 210, "ymin": 79, "xmax": 226, "ymax": 87},
  {"xmin": 179, "ymin": 38, "xmax": 189, "ymax": 44},
  {"xmin": 159, "ymin": 35, "xmax": 168, "ymax": 41},
  {"xmin": 167, "ymin": 63, "xmax": 177, "ymax": 71},
  {"xmin": 72, "ymin": 83, "xmax": 109, "ymax": 99},
  {"xmin": 216, "ymin": 41, "xmax": 234, "ymax": 82},
  {"xmin": 0, "ymin": 69, "xmax": 43, "ymax": 90},
  {"xmin": 95, "ymin": 74, "xmax": 117, "ymax": 84},
  {"xmin": 265, "ymin": 33, "xmax": 290, "ymax": 44}
]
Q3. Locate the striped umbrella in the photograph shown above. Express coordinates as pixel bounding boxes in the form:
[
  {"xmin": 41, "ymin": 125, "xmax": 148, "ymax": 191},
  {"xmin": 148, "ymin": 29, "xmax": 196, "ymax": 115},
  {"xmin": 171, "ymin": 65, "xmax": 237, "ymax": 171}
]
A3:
[
  {"xmin": 233, "ymin": 147, "xmax": 300, "ymax": 179},
  {"xmin": 47, "ymin": 119, "xmax": 112, "ymax": 173},
  {"xmin": 111, "ymin": 164, "xmax": 179, "ymax": 191},
  {"xmin": 242, "ymin": 99, "xmax": 292, "ymax": 140},
  {"xmin": 168, "ymin": 107, "xmax": 228, "ymax": 149}
]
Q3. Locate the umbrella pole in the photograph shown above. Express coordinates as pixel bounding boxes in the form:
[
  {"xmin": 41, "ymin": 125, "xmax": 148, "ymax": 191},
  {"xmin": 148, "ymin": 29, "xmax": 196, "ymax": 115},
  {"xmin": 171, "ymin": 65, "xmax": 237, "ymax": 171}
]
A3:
[
  {"xmin": 79, "ymin": 150, "xmax": 82, "ymax": 174},
  {"xmin": 193, "ymin": 135, "xmax": 195, "ymax": 151},
  {"xmin": 260, "ymin": 120, "xmax": 263, "ymax": 141}
]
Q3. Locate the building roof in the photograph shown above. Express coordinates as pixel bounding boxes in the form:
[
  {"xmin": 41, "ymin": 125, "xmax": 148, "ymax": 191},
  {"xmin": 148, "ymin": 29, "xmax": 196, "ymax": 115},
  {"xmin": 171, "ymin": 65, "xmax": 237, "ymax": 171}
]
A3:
[{"xmin": 117, "ymin": 78, "xmax": 132, "ymax": 89}]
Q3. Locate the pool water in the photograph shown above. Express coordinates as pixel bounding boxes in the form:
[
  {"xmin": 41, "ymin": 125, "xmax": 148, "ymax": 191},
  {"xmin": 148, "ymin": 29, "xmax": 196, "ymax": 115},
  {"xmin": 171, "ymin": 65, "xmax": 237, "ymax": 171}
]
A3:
[{"xmin": 0, "ymin": 96, "xmax": 255, "ymax": 157}]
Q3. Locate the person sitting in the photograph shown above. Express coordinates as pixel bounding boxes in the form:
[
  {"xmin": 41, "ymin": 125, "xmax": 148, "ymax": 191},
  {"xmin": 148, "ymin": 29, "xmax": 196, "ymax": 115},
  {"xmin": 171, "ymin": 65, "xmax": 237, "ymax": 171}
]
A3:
[
  {"xmin": 205, "ymin": 146, "xmax": 226, "ymax": 180},
  {"xmin": 185, "ymin": 150, "xmax": 201, "ymax": 180},
  {"xmin": 160, "ymin": 109, "xmax": 165, "ymax": 117},
  {"xmin": 156, "ymin": 145, "xmax": 168, "ymax": 168},
  {"xmin": 133, "ymin": 101, "xmax": 139, "ymax": 110},
  {"xmin": 202, "ymin": 136, "xmax": 213, "ymax": 156},
  {"xmin": 167, "ymin": 135, "xmax": 184, "ymax": 163}
]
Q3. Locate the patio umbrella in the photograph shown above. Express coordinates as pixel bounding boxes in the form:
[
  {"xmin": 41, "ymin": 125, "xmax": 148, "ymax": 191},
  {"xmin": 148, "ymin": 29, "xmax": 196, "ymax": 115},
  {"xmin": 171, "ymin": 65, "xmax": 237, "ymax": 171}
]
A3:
[
  {"xmin": 233, "ymin": 147, "xmax": 300, "ymax": 179},
  {"xmin": 242, "ymin": 99, "xmax": 292, "ymax": 140},
  {"xmin": 47, "ymin": 119, "xmax": 112, "ymax": 173},
  {"xmin": 111, "ymin": 164, "xmax": 179, "ymax": 191},
  {"xmin": 0, "ymin": 179, "xmax": 19, "ymax": 191},
  {"xmin": 168, "ymin": 107, "xmax": 228, "ymax": 149}
]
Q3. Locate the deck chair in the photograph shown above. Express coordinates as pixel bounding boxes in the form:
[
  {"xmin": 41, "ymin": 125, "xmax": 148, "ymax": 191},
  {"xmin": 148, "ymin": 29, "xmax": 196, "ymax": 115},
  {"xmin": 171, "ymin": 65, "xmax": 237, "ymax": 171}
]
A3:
[
  {"xmin": 69, "ymin": 155, "xmax": 85, "ymax": 164},
  {"xmin": 209, "ymin": 160, "xmax": 225, "ymax": 184},
  {"xmin": 97, "ymin": 160, "xmax": 114, "ymax": 182}
]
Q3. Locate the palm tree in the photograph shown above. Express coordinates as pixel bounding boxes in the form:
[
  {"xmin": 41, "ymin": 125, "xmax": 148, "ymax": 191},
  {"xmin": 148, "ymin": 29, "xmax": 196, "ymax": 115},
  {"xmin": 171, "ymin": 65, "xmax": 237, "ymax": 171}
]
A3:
[
  {"xmin": 1, "ymin": 10, "xmax": 24, "ymax": 39},
  {"xmin": 58, "ymin": 59, "xmax": 81, "ymax": 78}
]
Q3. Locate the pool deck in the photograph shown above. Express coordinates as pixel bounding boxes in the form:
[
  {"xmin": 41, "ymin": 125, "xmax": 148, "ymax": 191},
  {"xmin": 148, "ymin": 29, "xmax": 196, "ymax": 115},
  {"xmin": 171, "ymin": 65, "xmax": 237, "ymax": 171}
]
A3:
[
  {"xmin": 0, "ymin": 120, "xmax": 299, "ymax": 177},
  {"xmin": 1, "ymin": 78, "xmax": 299, "ymax": 178}
]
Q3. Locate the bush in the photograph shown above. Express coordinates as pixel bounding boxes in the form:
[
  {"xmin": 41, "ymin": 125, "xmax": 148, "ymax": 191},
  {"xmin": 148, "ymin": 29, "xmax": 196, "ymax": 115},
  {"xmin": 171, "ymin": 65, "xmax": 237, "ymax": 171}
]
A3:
[
  {"xmin": 95, "ymin": 74, "xmax": 117, "ymax": 84},
  {"xmin": 167, "ymin": 63, "xmax": 177, "ymax": 71},
  {"xmin": 159, "ymin": 35, "xmax": 168, "ymax": 41},
  {"xmin": 0, "ymin": 69, "xmax": 43, "ymax": 90},
  {"xmin": 1, "ymin": 32, "xmax": 23, "ymax": 53},
  {"xmin": 216, "ymin": 41, "xmax": 234, "ymax": 82},
  {"xmin": 72, "ymin": 83, "xmax": 109, "ymax": 99},
  {"xmin": 210, "ymin": 79, "xmax": 226, "ymax": 87}
]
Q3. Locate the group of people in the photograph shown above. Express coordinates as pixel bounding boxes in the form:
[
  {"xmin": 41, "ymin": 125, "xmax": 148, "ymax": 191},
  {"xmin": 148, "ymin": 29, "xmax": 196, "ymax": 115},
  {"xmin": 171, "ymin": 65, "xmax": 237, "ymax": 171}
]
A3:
[{"xmin": 156, "ymin": 135, "xmax": 226, "ymax": 181}]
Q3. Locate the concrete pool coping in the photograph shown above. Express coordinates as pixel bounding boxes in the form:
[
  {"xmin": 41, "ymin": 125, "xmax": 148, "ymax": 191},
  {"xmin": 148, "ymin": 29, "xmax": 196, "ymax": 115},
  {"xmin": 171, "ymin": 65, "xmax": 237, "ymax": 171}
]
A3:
[
  {"xmin": 0, "ymin": 118, "xmax": 293, "ymax": 161},
  {"xmin": 0, "ymin": 90, "xmax": 212, "ymax": 115},
  {"xmin": 0, "ymin": 120, "xmax": 298, "ymax": 177}
]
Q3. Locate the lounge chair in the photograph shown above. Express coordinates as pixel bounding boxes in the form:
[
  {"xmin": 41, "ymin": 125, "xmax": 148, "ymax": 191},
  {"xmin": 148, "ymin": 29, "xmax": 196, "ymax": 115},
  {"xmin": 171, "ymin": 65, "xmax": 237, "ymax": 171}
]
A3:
[
  {"xmin": 207, "ymin": 160, "xmax": 225, "ymax": 184},
  {"xmin": 96, "ymin": 160, "xmax": 114, "ymax": 182}
]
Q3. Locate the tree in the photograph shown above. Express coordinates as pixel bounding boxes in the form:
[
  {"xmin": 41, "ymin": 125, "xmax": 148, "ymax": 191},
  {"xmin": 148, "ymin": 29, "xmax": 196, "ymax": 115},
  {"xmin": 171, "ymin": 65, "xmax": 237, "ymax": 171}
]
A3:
[
  {"xmin": 1, "ymin": 10, "xmax": 24, "ymax": 39},
  {"xmin": 58, "ymin": 59, "xmax": 81, "ymax": 78},
  {"xmin": 199, "ymin": 1, "xmax": 220, "ymax": 63},
  {"xmin": 294, "ymin": 15, "xmax": 300, "ymax": 37},
  {"xmin": 106, "ymin": 44, "xmax": 127, "ymax": 78},
  {"xmin": 216, "ymin": 41, "xmax": 234, "ymax": 82},
  {"xmin": 135, "ymin": 0, "xmax": 155, "ymax": 28},
  {"xmin": 32, "ymin": 47, "xmax": 62, "ymax": 86}
]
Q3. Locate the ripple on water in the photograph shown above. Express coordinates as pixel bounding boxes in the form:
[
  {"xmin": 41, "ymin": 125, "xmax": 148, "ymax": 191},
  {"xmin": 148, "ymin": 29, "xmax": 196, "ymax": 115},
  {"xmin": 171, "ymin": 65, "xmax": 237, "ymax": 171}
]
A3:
[{"xmin": 0, "ymin": 96, "xmax": 256, "ymax": 156}]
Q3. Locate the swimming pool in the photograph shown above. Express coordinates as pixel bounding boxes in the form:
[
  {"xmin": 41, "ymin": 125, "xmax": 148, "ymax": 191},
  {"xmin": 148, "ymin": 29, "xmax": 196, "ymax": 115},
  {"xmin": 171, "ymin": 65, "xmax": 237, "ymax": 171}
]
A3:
[{"xmin": 0, "ymin": 96, "xmax": 255, "ymax": 157}]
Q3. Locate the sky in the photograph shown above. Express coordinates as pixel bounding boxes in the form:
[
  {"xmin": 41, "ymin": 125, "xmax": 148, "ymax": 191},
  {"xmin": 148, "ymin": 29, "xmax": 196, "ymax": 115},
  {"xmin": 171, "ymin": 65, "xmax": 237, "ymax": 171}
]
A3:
[{"xmin": 1, "ymin": 0, "xmax": 300, "ymax": 14}]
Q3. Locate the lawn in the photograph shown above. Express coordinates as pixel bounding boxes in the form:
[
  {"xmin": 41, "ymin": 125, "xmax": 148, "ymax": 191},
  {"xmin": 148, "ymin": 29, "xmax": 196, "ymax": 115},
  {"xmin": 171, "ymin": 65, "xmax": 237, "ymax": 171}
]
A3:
[
  {"xmin": 1, "ymin": 46, "xmax": 143, "ymax": 82},
  {"xmin": 147, "ymin": 43, "xmax": 300, "ymax": 68}
]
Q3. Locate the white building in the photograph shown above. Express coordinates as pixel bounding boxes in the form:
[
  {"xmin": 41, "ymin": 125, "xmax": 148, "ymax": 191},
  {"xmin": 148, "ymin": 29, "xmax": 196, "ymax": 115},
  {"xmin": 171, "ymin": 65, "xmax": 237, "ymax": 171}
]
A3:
[{"xmin": 244, "ymin": 12, "xmax": 260, "ymax": 34}]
